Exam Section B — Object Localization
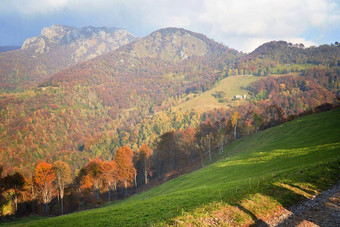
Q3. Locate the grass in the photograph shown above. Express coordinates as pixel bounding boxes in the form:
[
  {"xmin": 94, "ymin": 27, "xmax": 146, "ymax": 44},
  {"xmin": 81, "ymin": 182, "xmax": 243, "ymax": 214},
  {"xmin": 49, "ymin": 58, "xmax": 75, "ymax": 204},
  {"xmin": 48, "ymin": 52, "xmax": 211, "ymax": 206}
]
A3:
[
  {"xmin": 175, "ymin": 73, "xmax": 298, "ymax": 112},
  {"xmin": 175, "ymin": 75, "xmax": 259, "ymax": 112},
  {"xmin": 3, "ymin": 108, "xmax": 340, "ymax": 226}
]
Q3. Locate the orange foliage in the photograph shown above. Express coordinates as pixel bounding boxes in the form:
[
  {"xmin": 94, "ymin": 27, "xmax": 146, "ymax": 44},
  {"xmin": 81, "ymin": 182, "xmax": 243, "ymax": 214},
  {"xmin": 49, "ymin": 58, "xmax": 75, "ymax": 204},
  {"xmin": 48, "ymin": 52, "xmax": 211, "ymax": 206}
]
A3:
[
  {"xmin": 79, "ymin": 158, "xmax": 105, "ymax": 197},
  {"xmin": 114, "ymin": 146, "xmax": 135, "ymax": 188},
  {"xmin": 34, "ymin": 161, "xmax": 56, "ymax": 212},
  {"xmin": 138, "ymin": 144, "xmax": 153, "ymax": 161},
  {"xmin": 103, "ymin": 161, "xmax": 118, "ymax": 190},
  {"xmin": 34, "ymin": 161, "xmax": 56, "ymax": 188}
]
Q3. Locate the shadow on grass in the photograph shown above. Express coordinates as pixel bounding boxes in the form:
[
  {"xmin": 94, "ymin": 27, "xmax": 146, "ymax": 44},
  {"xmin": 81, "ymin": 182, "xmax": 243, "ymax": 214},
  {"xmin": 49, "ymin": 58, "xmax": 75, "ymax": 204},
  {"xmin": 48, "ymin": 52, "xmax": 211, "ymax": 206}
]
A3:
[{"xmin": 236, "ymin": 204, "xmax": 268, "ymax": 227}]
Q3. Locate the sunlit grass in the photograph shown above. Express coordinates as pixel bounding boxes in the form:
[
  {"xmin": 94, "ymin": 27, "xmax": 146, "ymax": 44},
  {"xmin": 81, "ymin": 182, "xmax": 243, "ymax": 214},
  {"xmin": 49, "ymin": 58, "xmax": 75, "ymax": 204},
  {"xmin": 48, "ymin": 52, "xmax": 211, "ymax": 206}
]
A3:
[
  {"xmin": 3, "ymin": 108, "xmax": 340, "ymax": 226},
  {"xmin": 175, "ymin": 75, "xmax": 259, "ymax": 112}
]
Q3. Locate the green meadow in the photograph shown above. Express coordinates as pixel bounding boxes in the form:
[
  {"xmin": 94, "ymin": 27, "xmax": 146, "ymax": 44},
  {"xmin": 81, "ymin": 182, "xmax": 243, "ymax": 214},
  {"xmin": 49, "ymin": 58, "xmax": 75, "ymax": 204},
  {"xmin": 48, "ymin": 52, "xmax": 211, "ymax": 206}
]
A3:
[
  {"xmin": 3, "ymin": 108, "xmax": 340, "ymax": 226},
  {"xmin": 175, "ymin": 75, "xmax": 259, "ymax": 112}
]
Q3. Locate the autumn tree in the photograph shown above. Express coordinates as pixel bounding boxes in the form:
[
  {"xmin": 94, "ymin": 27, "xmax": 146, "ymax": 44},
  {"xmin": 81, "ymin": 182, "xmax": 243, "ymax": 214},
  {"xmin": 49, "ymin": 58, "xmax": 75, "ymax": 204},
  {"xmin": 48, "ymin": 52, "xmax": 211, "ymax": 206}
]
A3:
[
  {"xmin": 34, "ymin": 161, "xmax": 56, "ymax": 215},
  {"xmin": 231, "ymin": 111, "xmax": 241, "ymax": 140},
  {"xmin": 114, "ymin": 146, "xmax": 135, "ymax": 191},
  {"xmin": 262, "ymin": 105, "xmax": 286, "ymax": 128},
  {"xmin": 252, "ymin": 112, "xmax": 263, "ymax": 132},
  {"xmin": 217, "ymin": 126, "xmax": 226, "ymax": 154},
  {"xmin": 2, "ymin": 172, "xmax": 26, "ymax": 213},
  {"xmin": 196, "ymin": 119, "xmax": 218, "ymax": 162},
  {"xmin": 154, "ymin": 131, "xmax": 181, "ymax": 175},
  {"xmin": 103, "ymin": 161, "xmax": 117, "ymax": 201},
  {"xmin": 178, "ymin": 127, "xmax": 197, "ymax": 163},
  {"xmin": 79, "ymin": 158, "xmax": 105, "ymax": 200},
  {"xmin": 53, "ymin": 160, "xmax": 71, "ymax": 215},
  {"xmin": 138, "ymin": 144, "xmax": 153, "ymax": 185},
  {"xmin": 0, "ymin": 165, "xmax": 6, "ymax": 216},
  {"xmin": 27, "ymin": 177, "xmax": 38, "ymax": 214}
]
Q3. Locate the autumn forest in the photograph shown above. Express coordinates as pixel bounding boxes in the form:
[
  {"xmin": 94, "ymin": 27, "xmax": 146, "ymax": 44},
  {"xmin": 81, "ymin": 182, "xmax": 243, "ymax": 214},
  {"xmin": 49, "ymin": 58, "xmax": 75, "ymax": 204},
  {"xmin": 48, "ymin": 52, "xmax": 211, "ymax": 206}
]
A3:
[{"xmin": 0, "ymin": 26, "xmax": 339, "ymax": 222}]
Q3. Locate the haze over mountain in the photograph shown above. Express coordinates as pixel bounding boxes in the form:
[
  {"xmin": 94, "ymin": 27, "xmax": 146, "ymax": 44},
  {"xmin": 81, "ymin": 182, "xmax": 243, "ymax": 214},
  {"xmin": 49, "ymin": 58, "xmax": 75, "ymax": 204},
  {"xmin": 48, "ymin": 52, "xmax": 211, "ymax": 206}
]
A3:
[{"xmin": 0, "ymin": 25, "xmax": 136, "ymax": 91}]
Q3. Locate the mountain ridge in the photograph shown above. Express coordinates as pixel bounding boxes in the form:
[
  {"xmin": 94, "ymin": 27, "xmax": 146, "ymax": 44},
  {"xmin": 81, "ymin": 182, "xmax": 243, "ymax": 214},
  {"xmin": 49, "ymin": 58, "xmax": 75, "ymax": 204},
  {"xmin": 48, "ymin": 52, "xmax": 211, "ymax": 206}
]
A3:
[{"xmin": 0, "ymin": 24, "xmax": 136, "ymax": 91}]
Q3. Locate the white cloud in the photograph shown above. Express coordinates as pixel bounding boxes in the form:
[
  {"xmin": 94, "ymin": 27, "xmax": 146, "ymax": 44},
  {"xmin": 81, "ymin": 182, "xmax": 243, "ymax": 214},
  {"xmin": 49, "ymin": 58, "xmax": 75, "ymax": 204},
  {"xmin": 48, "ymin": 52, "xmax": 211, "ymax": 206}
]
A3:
[
  {"xmin": 229, "ymin": 37, "xmax": 317, "ymax": 54},
  {"xmin": 0, "ymin": 0, "xmax": 74, "ymax": 14},
  {"xmin": 1, "ymin": 0, "xmax": 339, "ymax": 52},
  {"xmin": 196, "ymin": 0, "xmax": 340, "ymax": 51}
]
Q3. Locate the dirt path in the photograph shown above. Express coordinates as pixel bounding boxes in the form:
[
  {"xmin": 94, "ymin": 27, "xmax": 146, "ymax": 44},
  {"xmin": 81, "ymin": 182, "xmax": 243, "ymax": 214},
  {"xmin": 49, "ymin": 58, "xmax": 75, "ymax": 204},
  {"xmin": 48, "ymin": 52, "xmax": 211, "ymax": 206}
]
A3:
[{"xmin": 258, "ymin": 182, "xmax": 340, "ymax": 227}]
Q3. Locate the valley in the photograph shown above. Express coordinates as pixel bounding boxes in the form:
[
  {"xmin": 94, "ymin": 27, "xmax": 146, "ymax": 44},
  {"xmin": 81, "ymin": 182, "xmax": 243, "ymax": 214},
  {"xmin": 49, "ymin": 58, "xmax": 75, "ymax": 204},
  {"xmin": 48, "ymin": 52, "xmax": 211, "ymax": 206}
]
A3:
[
  {"xmin": 3, "ymin": 107, "xmax": 340, "ymax": 226},
  {"xmin": 0, "ymin": 24, "xmax": 339, "ymax": 226}
]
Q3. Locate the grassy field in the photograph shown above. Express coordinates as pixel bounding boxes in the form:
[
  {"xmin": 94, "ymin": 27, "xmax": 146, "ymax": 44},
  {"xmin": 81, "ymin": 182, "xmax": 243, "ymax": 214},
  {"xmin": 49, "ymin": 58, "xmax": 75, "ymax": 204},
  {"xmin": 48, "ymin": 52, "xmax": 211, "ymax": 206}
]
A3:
[
  {"xmin": 175, "ymin": 73, "xmax": 298, "ymax": 112},
  {"xmin": 3, "ymin": 108, "xmax": 340, "ymax": 226},
  {"xmin": 175, "ymin": 75, "xmax": 259, "ymax": 112}
]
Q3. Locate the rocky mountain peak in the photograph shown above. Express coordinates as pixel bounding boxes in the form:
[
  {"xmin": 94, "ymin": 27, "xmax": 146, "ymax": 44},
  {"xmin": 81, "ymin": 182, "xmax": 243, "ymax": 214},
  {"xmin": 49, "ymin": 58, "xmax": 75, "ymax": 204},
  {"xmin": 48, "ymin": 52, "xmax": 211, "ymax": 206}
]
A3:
[
  {"xmin": 129, "ymin": 27, "xmax": 219, "ymax": 61},
  {"xmin": 21, "ymin": 24, "xmax": 136, "ymax": 59},
  {"xmin": 40, "ymin": 24, "xmax": 73, "ymax": 43}
]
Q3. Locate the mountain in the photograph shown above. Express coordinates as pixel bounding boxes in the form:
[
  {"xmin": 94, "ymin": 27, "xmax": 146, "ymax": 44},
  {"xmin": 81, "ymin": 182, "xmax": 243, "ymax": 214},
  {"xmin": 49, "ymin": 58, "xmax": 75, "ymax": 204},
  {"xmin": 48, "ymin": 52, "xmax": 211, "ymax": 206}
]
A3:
[
  {"xmin": 0, "ymin": 27, "xmax": 240, "ymax": 174},
  {"xmin": 0, "ymin": 46, "xmax": 21, "ymax": 53},
  {"xmin": 1, "ymin": 26, "xmax": 339, "ymax": 222},
  {"xmin": 126, "ymin": 27, "xmax": 226, "ymax": 61},
  {"xmin": 231, "ymin": 41, "xmax": 340, "ymax": 76},
  {"xmin": 0, "ymin": 25, "xmax": 136, "ymax": 91},
  {"xmin": 41, "ymin": 27, "xmax": 240, "ymax": 110}
]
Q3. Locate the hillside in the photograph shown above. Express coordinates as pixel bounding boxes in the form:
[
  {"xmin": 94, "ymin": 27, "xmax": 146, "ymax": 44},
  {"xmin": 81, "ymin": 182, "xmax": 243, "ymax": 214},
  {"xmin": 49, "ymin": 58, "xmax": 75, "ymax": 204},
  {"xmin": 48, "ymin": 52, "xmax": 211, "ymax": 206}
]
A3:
[
  {"xmin": 41, "ymin": 27, "xmax": 239, "ymax": 89},
  {"xmin": 0, "ymin": 27, "xmax": 240, "ymax": 174},
  {"xmin": 175, "ymin": 75, "xmax": 261, "ymax": 112},
  {"xmin": 0, "ymin": 25, "xmax": 136, "ymax": 91},
  {"xmin": 231, "ymin": 41, "xmax": 340, "ymax": 76},
  {"xmin": 6, "ymin": 108, "xmax": 340, "ymax": 226}
]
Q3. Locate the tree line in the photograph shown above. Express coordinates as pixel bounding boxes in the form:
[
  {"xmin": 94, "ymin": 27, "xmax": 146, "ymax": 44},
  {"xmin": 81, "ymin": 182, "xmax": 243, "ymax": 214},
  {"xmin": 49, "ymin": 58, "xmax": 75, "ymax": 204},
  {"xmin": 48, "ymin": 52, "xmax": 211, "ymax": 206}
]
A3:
[
  {"xmin": 0, "ymin": 144, "xmax": 152, "ymax": 217},
  {"xmin": 0, "ymin": 99, "xmax": 338, "ymax": 219}
]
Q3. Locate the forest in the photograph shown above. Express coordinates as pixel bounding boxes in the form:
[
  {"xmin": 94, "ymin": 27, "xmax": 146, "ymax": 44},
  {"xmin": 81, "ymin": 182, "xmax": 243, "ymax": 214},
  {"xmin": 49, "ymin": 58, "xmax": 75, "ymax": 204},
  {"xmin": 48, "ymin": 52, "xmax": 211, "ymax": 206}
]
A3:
[
  {"xmin": 0, "ymin": 67, "xmax": 339, "ymax": 217},
  {"xmin": 0, "ymin": 29, "xmax": 340, "ymax": 218}
]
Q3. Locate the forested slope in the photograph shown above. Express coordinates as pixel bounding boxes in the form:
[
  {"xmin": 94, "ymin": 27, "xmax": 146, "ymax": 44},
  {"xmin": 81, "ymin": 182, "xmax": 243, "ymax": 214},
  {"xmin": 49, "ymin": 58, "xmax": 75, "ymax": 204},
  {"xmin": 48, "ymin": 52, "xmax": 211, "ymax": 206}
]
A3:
[{"xmin": 5, "ymin": 107, "xmax": 340, "ymax": 226}]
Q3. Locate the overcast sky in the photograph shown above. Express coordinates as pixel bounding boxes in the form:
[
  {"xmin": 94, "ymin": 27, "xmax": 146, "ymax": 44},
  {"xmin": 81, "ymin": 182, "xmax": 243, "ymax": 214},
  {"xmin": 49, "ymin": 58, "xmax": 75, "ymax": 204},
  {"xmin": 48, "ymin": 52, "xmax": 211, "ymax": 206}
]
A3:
[{"xmin": 0, "ymin": 0, "xmax": 339, "ymax": 52}]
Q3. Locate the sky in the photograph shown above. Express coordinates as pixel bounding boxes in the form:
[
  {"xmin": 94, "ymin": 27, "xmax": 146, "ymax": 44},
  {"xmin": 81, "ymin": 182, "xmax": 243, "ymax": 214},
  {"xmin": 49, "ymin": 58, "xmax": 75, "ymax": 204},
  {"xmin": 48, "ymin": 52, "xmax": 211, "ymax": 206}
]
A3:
[{"xmin": 0, "ymin": 0, "xmax": 339, "ymax": 52}]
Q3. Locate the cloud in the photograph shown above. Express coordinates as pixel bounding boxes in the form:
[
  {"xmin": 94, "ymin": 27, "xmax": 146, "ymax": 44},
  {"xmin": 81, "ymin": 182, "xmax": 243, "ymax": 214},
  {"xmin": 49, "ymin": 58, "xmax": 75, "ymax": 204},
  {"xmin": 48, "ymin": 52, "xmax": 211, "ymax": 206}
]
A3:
[
  {"xmin": 0, "ymin": 0, "xmax": 74, "ymax": 14},
  {"xmin": 196, "ymin": 0, "xmax": 340, "ymax": 51},
  {"xmin": 0, "ymin": 0, "xmax": 339, "ymax": 51}
]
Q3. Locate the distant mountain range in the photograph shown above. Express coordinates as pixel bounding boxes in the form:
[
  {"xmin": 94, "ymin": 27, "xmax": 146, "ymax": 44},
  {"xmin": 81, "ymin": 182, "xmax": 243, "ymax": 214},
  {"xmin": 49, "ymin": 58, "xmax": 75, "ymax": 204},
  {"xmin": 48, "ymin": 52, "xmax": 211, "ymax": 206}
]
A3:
[{"xmin": 0, "ymin": 25, "xmax": 136, "ymax": 91}]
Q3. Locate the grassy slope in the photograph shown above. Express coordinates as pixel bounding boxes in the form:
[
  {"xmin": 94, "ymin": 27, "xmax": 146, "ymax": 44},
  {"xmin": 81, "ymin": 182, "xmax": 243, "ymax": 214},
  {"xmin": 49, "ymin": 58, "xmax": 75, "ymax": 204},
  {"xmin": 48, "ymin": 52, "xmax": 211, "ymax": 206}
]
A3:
[
  {"xmin": 175, "ymin": 75, "xmax": 259, "ymax": 112},
  {"xmin": 175, "ymin": 73, "xmax": 297, "ymax": 112},
  {"xmin": 4, "ymin": 108, "xmax": 340, "ymax": 226}
]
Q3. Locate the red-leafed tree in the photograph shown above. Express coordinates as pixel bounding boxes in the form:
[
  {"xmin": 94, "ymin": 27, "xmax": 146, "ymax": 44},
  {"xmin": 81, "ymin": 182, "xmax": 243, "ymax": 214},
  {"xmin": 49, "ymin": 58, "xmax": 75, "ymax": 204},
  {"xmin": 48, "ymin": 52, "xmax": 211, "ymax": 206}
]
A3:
[
  {"xmin": 53, "ymin": 160, "xmax": 71, "ymax": 215},
  {"xmin": 34, "ymin": 161, "xmax": 56, "ymax": 215},
  {"xmin": 114, "ymin": 146, "xmax": 135, "ymax": 190},
  {"xmin": 179, "ymin": 127, "xmax": 197, "ymax": 162}
]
